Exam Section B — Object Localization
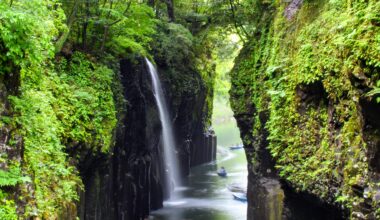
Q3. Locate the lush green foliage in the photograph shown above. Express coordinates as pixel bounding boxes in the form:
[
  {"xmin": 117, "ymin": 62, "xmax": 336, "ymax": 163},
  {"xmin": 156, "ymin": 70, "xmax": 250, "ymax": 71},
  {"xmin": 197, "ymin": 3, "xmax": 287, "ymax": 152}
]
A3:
[
  {"xmin": 367, "ymin": 80, "xmax": 380, "ymax": 102},
  {"xmin": 0, "ymin": 166, "xmax": 30, "ymax": 187},
  {"xmin": 0, "ymin": 0, "xmax": 117, "ymax": 217},
  {"xmin": 169, "ymin": 0, "xmax": 259, "ymax": 41},
  {"xmin": 0, "ymin": 191, "xmax": 17, "ymax": 220},
  {"xmin": 151, "ymin": 20, "xmax": 217, "ymax": 128},
  {"xmin": 0, "ymin": 0, "xmax": 69, "ymax": 217},
  {"xmin": 10, "ymin": 52, "xmax": 116, "ymax": 216},
  {"xmin": 0, "ymin": 0, "xmax": 63, "ymax": 75},
  {"xmin": 213, "ymin": 34, "xmax": 241, "ymax": 99},
  {"xmin": 12, "ymin": 84, "xmax": 83, "ymax": 216},
  {"xmin": 230, "ymin": 0, "xmax": 380, "ymax": 218},
  {"xmin": 55, "ymin": 52, "xmax": 117, "ymax": 152},
  {"xmin": 152, "ymin": 22, "xmax": 195, "ymax": 68},
  {"xmin": 0, "ymin": 0, "xmax": 218, "ymax": 218},
  {"xmin": 59, "ymin": 0, "xmax": 157, "ymax": 57}
]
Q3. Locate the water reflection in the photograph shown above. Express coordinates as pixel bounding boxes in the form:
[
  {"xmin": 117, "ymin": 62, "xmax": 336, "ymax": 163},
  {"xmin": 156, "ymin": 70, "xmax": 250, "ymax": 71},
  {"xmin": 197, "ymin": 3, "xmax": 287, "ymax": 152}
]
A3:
[
  {"xmin": 151, "ymin": 98, "xmax": 246, "ymax": 220},
  {"xmin": 151, "ymin": 145, "xmax": 247, "ymax": 220}
]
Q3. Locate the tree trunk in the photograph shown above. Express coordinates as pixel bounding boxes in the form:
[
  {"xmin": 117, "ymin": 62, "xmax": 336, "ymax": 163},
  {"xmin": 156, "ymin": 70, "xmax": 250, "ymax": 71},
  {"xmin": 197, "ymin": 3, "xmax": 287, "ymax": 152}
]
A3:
[
  {"xmin": 165, "ymin": 0, "xmax": 175, "ymax": 22},
  {"xmin": 148, "ymin": 0, "xmax": 155, "ymax": 6},
  {"xmin": 55, "ymin": 0, "xmax": 80, "ymax": 53},
  {"xmin": 82, "ymin": 0, "xmax": 91, "ymax": 50}
]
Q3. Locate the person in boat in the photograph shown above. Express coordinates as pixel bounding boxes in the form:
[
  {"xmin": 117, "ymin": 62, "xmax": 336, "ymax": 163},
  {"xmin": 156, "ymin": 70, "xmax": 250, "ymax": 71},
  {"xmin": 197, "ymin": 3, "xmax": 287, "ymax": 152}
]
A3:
[{"xmin": 218, "ymin": 166, "xmax": 227, "ymax": 175}]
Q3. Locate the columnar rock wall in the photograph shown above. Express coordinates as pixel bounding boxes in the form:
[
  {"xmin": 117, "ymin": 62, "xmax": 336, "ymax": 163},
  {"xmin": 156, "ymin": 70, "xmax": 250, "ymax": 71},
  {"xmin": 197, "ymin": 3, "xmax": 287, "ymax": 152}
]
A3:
[{"xmin": 80, "ymin": 57, "xmax": 216, "ymax": 219}]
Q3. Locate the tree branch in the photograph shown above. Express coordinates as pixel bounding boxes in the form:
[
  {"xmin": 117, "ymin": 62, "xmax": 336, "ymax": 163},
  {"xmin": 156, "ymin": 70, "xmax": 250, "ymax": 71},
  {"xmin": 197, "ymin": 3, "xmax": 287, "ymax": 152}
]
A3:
[
  {"xmin": 100, "ymin": 0, "xmax": 132, "ymax": 52},
  {"xmin": 228, "ymin": 0, "xmax": 248, "ymax": 42},
  {"xmin": 54, "ymin": 0, "xmax": 80, "ymax": 52}
]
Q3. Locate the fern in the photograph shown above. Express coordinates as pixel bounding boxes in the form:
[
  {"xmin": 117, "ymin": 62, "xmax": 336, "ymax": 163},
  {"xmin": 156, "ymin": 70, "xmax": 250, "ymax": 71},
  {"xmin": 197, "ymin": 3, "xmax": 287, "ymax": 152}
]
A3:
[
  {"xmin": 366, "ymin": 80, "xmax": 380, "ymax": 102},
  {"xmin": 0, "ymin": 167, "xmax": 30, "ymax": 187}
]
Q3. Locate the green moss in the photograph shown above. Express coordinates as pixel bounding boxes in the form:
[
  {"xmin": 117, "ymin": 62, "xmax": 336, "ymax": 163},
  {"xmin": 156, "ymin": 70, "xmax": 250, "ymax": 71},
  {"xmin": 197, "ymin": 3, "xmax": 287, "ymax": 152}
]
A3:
[
  {"xmin": 0, "ymin": 166, "xmax": 30, "ymax": 187},
  {"xmin": 0, "ymin": 1, "xmax": 117, "ymax": 217},
  {"xmin": 230, "ymin": 0, "xmax": 380, "ymax": 217},
  {"xmin": 8, "ymin": 52, "xmax": 117, "ymax": 217},
  {"xmin": 151, "ymin": 22, "xmax": 216, "ymax": 129},
  {"xmin": 54, "ymin": 52, "xmax": 117, "ymax": 152},
  {"xmin": 0, "ymin": 191, "xmax": 17, "ymax": 220}
]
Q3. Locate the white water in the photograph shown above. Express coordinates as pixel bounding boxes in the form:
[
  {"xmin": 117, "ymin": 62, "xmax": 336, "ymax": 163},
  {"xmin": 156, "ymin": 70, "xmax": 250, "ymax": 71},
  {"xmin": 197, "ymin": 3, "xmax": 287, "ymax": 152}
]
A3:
[{"xmin": 145, "ymin": 58, "xmax": 182, "ymax": 199}]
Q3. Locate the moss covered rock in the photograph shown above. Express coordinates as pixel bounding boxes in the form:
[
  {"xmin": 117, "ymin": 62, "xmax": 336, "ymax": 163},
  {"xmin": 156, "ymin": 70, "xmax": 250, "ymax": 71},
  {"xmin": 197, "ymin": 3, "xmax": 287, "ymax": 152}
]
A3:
[{"xmin": 230, "ymin": 0, "xmax": 380, "ymax": 219}]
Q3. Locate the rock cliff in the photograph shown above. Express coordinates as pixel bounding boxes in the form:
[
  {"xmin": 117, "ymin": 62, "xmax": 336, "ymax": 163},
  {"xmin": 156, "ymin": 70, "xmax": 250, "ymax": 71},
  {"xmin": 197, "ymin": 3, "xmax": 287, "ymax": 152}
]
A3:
[
  {"xmin": 230, "ymin": 0, "xmax": 380, "ymax": 219},
  {"xmin": 80, "ymin": 56, "xmax": 216, "ymax": 219}
]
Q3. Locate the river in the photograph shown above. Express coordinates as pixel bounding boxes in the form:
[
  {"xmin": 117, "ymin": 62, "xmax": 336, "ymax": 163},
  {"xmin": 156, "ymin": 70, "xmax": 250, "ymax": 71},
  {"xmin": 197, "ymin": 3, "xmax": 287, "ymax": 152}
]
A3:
[{"xmin": 151, "ymin": 99, "xmax": 247, "ymax": 220}]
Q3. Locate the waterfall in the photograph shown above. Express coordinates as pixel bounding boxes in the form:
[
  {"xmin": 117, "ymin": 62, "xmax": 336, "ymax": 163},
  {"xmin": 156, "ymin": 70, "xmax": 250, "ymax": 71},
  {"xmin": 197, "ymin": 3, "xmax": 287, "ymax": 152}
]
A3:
[{"xmin": 145, "ymin": 58, "xmax": 182, "ymax": 199}]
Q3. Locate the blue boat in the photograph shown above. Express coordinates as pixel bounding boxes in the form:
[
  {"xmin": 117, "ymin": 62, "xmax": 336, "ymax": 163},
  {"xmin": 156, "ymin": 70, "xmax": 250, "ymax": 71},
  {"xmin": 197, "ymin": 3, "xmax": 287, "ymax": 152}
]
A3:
[
  {"xmin": 217, "ymin": 171, "xmax": 227, "ymax": 177},
  {"xmin": 232, "ymin": 193, "xmax": 247, "ymax": 202},
  {"xmin": 217, "ymin": 167, "xmax": 227, "ymax": 177},
  {"xmin": 229, "ymin": 144, "xmax": 244, "ymax": 150}
]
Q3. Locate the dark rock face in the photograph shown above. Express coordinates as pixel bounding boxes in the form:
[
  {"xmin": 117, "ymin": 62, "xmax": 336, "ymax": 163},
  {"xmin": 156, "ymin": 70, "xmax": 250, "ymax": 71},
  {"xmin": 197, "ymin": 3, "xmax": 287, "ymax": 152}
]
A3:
[
  {"xmin": 113, "ymin": 58, "xmax": 164, "ymax": 219},
  {"xmin": 0, "ymin": 76, "xmax": 15, "ymax": 167},
  {"xmin": 281, "ymin": 182, "xmax": 347, "ymax": 220},
  {"xmin": 0, "ymin": 72, "xmax": 21, "ymax": 164},
  {"xmin": 79, "ymin": 156, "xmax": 115, "ymax": 220},
  {"xmin": 79, "ymin": 58, "xmax": 163, "ymax": 220},
  {"xmin": 190, "ymin": 129, "xmax": 216, "ymax": 167},
  {"xmin": 157, "ymin": 66, "xmax": 216, "ymax": 175},
  {"xmin": 233, "ymin": 106, "xmax": 285, "ymax": 220},
  {"xmin": 79, "ymin": 57, "xmax": 216, "ymax": 219},
  {"xmin": 0, "ymin": 72, "xmax": 26, "ymax": 215},
  {"xmin": 360, "ymin": 98, "xmax": 380, "ymax": 219}
]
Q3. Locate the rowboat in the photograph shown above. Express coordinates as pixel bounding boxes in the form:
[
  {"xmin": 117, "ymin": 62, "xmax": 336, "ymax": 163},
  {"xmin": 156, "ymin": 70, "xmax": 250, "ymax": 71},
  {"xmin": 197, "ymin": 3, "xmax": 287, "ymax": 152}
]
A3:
[
  {"xmin": 229, "ymin": 144, "xmax": 243, "ymax": 150},
  {"xmin": 227, "ymin": 183, "xmax": 247, "ymax": 193},
  {"xmin": 232, "ymin": 193, "xmax": 247, "ymax": 202}
]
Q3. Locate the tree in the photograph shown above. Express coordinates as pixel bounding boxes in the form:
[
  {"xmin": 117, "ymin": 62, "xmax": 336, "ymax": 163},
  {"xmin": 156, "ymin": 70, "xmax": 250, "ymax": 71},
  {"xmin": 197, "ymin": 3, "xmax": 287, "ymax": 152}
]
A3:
[
  {"xmin": 164, "ymin": 0, "xmax": 175, "ymax": 22},
  {"xmin": 58, "ymin": 0, "xmax": 157, "ymax": 56}
]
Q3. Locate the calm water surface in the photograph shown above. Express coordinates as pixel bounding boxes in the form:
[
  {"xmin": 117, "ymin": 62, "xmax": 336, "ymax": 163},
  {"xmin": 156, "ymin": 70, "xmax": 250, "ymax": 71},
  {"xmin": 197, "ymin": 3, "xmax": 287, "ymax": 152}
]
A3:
[{"xmin": 151, "ymin": 99, "xmax": 247, "ymax": 220}]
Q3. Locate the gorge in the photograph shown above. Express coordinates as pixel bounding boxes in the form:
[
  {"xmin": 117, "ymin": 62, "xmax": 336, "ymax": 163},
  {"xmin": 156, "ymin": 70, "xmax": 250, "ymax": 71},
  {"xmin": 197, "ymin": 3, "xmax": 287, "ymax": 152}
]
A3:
[{"xmin": 0, "ymin": 0, "xmax": 380, "ymax": 220}]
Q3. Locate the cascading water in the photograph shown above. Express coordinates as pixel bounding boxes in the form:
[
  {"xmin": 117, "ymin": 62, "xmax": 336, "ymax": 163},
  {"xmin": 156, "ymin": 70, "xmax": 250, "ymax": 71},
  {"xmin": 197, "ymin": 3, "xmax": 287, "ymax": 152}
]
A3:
[{"xmin": 145, "ymin": 58, "xmax": 182, "ymax": 199}]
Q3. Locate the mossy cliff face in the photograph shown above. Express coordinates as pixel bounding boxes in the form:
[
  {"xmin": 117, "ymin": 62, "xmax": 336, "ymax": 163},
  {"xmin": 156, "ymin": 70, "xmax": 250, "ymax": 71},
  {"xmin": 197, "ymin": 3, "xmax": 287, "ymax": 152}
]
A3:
[
  {"xmin": 79, "ymin": 53, "xmax": 215, "ymax": 219},
  {"xmin": 79, "ymin": 23, "xmax": 216, "ymax": 219},
  {"xmin": 0, "ymin": 2, "xmax": 116, "ymax": 218},
  {"xmin": 0, "ymin": 52, "xmax": 117, "ymax": 219},
  {"xmin": 0, "ymin": 68, "xmax": 23, "ymax": 220},
  {"xmin": 230, "ymin": 0, "xmax": 380, "ymax": 219},
  {"xmin": 0, "ymin": 2, "xmax": 214, "ymax": 219}
]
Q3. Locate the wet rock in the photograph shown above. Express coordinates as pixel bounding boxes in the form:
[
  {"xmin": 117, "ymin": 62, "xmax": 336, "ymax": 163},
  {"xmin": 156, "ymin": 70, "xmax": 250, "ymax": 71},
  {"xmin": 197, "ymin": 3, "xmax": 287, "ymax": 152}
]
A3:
[
  {"xmin": 284, "ymin": 0, "xmax": 303, "ymax": 20},
  {"xmin": 79, "ymin": 56, "xmax": 216, "ymax": 219},
  {"xmin": 248, "ymin": 177, "xmax": 284, "ymax": 220},
  {"xmin": 374, "ymin": 190, "xmax": 380, "ymax": 202},
  {"xmin": 77, "ymin": 57, "xmax": 160, "ymax": 220},
  {"xmin": 0, "ymin": 72, "xmax": 28, "ymax": 216},
  {"xmin": 352, "ymin": 212, "xmax": 365, "ymax": 219},
  {"xmin": 190, "ymin": 130, "xmax": 217, "ymax": 167}
]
